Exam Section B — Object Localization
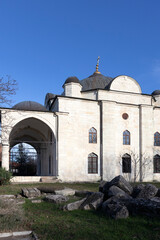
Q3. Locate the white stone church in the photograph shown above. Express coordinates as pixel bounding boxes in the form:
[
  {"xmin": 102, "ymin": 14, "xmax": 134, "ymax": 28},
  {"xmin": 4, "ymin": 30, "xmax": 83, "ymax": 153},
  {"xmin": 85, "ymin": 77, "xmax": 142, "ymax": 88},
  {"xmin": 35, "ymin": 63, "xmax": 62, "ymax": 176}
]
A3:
[{"xmin": 1, "ymin": 60, "xmax": 160, "ymax": 182}]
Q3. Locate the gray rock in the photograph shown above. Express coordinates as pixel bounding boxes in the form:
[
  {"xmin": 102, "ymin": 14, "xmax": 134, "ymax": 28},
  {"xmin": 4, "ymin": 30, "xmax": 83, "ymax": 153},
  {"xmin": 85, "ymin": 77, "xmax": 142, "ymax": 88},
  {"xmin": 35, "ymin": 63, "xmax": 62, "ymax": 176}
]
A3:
[
  {"xmin": 108, "ymin": 175, "xmax": 133, "ymax": 195},
  {"xmin": 80, "ymin": 192, "xmax": 104, "ymax": 210},
  {"xmin": 150, "ymin": 197, "xmax": 160, "ymax": 203},
  {"xmin": 44, "ymin": 194, "xmax": 68, "ymax": 204},
  {"xmin": 102, "ymin": 195, "xmax": 132, "ymax": 212},
  {"xmin": 136, "ymin": 184, "xmax": 158, "ymax": 199},
  {"xmin": 156, "ymin": 188, "xmax": 160, "ymax": 197},
  {"xmin": 54, "ymin": 188, "xmax": 75, "ymax": 196},
  {"xmin": 125, "ymin": 198, "xmax": 160, "ymax": 217},
  {"xmin": 132, "ymin": 184, "xmax": 145, "ymax": 198},
  {"xmin": 0, "ymin": 195, "xmax": 15, "ymax": 199},
  {"xmin": 21, "ymin": 188, "xmax": 41, "ymax": 198},
  {"xmin": 75, "ymin": 190, "xmax": 93, "ymax": 198},
  {"xmin": 99, "ymin": 181, "xmax": 108, "ymax": 192},
  {"xmin": 104, "ymin": 203, "xmax": 129, "ymax": 219},
  {"xmin": 108, "ymin": 185, "xmax": 131, "ymax": 199},
  {"xmin": 63, "ymin": 198, "xmax": 86, "ymax": 211}
]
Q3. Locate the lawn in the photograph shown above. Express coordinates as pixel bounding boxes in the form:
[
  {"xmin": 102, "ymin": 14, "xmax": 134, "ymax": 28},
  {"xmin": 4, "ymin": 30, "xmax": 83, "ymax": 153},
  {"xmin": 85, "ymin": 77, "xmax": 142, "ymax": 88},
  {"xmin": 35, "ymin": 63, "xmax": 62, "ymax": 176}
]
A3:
[{"xmin": 0, "ymin": 182, "xmax": 160, "ymax": 240}]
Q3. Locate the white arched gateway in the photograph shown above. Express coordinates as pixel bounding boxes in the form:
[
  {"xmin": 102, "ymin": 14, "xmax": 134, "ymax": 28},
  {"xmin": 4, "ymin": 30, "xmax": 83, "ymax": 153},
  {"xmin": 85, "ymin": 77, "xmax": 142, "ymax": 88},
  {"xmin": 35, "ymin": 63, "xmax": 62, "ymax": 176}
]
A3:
[{"xmin": 0, "ymin": 101, "xmax": 58, "ymax": 180}]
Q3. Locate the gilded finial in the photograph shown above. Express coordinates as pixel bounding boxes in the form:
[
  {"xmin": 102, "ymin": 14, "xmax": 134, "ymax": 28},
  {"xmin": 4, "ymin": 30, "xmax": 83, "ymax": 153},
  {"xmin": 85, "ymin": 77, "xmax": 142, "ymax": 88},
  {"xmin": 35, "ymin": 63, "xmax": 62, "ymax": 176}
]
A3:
[{"xmin": 95, "ymin": 56, "xmax": 101, "ymax": 74}]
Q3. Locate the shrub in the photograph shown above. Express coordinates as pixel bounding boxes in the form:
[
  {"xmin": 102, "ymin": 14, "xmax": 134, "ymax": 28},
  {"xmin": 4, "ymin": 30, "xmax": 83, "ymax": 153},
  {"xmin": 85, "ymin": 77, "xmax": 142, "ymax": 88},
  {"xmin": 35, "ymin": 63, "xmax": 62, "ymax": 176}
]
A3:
[{"xmin": 0, "ymin": 168, "xmax": 12, "ymax": 185}]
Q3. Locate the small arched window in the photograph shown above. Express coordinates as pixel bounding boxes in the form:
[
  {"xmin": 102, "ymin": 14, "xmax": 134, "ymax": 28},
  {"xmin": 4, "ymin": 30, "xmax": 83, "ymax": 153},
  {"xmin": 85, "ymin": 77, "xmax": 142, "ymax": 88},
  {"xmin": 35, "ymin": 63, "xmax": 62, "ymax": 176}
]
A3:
[
  {"xmin": 123, "ymin": 130, "xmax": 130, "ymax": 145},
  {"xmin": 89, "ymin": 127, "xmax": 97, "ymax": 143},
  {"xmin": 153, "ymin": 155, "xmax": 160, "ymax": 173},
  {"xmin": 154, "ymin": 132, "xmax": 160, "ymax": 146},
  {"xmin": 122, "ymin": 153, "xmax": 131, "ymax": 173},
  {"xmin": 88, "ymin": 153, "xmax": 98, "ymax": 174}
]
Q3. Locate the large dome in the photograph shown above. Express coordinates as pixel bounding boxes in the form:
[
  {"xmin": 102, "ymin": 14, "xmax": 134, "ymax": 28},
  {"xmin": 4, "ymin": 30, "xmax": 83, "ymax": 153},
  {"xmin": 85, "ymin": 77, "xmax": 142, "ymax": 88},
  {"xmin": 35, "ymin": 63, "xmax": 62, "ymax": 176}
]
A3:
[
  {"xmin": 12, "ymin": 101, "xmax": 48, "ymax": 112},
  {"xmin": 80, "ymin": 72, "xmax": 113, "ymax": 91}
]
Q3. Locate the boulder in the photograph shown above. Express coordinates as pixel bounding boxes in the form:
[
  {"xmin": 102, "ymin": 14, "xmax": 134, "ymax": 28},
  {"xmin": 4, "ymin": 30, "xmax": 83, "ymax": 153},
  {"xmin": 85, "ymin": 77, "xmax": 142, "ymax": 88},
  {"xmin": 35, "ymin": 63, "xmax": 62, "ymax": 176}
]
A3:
[
  {"xmin": 150, "ymin": 197, "xmax": 160, "ymax": 203},
  {"xmin": 21, "ymin": 188, "xmax": 41, "ymax": 198},
  {"xmin": 108, "ymin": 185, "xmax": 131, "ymax": 199},
  {"xmin": 37, "ymin": 186, "xmax": 63, "ymax": 193},
  {"xmin": 104, "ymin": 203, "xmax": 129, "ymax": 219},
  {"xmin": 99, "ymin": 181, "xmax": 108, "ymax": 192},
  {"xmin": 156, "ymin": 188, "xmax": 160, "ymax": 197},
  {"xmin": 125, "ymin": 198, "xmax": 160, "ymax": 217},
  {"xmin": 44, "ymin": 194, "xmax": 68, "ymax": 204},
  {"xmin": 63, "ymin": 198, "xmax": 86, "ymax": 211},
  {"xmin": 75, "ymin": 190, "xmax": 93, "ymax": 198},
  {"xmin": 136, "ymin": 184, "xmax": 158, "ymax": 199},
  {"xmin": 132, "ymin": 184, "xmax": 145, "ymax": 198},
  {"xmin": 54, "ymin": 188, "xmax": 75, "ymax": 196},
  {"xmin": 80, "ymin": 192, "xmax": 104, "ymax": 210},
  {"xmin": 108, "ymin": 175, "xmax": 133, "ymax": 195}
]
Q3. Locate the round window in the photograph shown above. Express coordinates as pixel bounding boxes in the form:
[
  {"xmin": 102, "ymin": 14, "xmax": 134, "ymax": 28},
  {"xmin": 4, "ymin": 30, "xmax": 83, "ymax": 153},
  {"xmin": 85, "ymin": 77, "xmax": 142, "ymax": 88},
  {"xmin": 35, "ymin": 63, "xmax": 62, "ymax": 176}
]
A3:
[{"xmin": 122, "ymin": 113, "xmax": 129, "ymax": 120}]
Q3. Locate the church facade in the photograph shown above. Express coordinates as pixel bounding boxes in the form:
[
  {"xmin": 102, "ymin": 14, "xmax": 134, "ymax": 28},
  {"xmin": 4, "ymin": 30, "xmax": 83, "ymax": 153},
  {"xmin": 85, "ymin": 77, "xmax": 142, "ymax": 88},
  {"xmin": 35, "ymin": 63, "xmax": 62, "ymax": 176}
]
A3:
[{"xmin": 1, "ymin": 63, "xmax": 160, "ymax": 182}]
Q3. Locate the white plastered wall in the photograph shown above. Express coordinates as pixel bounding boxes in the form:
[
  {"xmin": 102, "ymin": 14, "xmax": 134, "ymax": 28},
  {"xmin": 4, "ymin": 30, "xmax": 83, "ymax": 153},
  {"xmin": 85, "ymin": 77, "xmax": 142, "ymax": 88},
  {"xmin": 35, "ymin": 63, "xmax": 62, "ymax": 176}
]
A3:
[{"xmin": 57, "ymin": 98, "xmax": 101, "ymax": 182}]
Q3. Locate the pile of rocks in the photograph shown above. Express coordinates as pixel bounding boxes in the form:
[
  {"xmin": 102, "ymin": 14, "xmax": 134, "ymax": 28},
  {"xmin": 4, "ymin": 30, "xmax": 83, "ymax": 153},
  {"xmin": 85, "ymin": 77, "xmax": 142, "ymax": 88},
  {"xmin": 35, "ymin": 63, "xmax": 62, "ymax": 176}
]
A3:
[
  {"xmin": 21, "ymin": 176, "xmax": 160, "ymax": 219},
  {"xmin": 63, "ymin": 175, "xmax": 160, "ymax": 219}
]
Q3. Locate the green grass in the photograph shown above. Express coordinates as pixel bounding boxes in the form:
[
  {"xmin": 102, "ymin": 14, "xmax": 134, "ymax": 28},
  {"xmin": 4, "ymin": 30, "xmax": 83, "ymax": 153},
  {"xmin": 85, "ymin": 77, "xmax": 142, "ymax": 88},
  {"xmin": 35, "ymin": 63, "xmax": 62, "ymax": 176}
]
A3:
[
  {"xmin": 24, "ymin": 200, "xmax": 160, "ymax": 240},
  {"xmin": 0, "ymin": 182, "xmax": 99, "ymax": 195},
  {"xmin": 0, "ymin": 182, "xmax": 160, "ymax": 239}
]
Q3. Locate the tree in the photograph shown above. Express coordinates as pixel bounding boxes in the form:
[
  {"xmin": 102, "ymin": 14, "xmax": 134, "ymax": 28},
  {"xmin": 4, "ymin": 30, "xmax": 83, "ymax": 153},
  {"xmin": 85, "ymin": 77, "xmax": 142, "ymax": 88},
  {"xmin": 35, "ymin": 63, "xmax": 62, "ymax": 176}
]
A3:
[
  {"xmin": 119, "ymin": 151, "xmax": 152, "ymax": 182},
  {"xmin": 0, "ymin": 75, "xmax": 17, "ymax": 106},
  {"xmin": 15, "ymin": 143, "xmax": 37, "ymax": 176}
]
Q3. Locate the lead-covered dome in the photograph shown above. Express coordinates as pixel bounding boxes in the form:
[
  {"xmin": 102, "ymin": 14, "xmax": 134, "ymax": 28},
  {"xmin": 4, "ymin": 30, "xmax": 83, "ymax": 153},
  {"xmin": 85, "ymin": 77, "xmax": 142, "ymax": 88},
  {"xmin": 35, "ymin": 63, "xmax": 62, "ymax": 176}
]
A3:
[
  {"xmin": 64, "ymin": 76, "xmax": 80, "ymax": 84},
  {"xmin": 80, "ymin": 72, "xmax": 113, "ymax": 91},
  {"xmin": 152, "ymin": 90, "xmax": 160, "ymax": 95},
  {"xmin": 12, "ymin": 101, "xmax": 48, "ymax": 112}
]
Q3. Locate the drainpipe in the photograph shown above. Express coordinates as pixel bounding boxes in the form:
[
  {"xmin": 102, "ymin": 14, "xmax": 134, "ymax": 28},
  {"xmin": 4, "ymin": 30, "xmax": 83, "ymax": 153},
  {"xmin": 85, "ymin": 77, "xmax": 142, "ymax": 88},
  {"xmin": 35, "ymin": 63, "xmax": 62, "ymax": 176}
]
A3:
[
  {"xmin": 53, "ymin": 112, "xmax": 59, "ymax": 178},
  {"xmin": 99, "ymin": 100, "xmax": 103, "ymax": 181},
  {"xmin": 139, "ymin": 105, "xmax": 142, "ymax": 182}
]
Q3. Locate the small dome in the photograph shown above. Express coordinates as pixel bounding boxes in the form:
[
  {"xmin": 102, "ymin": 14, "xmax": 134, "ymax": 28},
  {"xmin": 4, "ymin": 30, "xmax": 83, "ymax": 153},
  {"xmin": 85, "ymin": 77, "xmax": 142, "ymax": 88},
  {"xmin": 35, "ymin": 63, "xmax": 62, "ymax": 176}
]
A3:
[
  {"xmin": 152, "ymin": 90, "xmax": 160, "ymax": 96},
  {"xmin": 64, "ymin": 76, "xmax": 80, "ymax": 84},
  {"xmin": 12, "ymin": 101, "xmax": 48, "ymax": 112}
]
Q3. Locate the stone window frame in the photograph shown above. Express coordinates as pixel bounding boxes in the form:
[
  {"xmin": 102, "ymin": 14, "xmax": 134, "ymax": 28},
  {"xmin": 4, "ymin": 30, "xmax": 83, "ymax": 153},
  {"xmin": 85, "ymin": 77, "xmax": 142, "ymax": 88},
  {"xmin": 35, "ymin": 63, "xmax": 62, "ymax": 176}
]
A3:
[
  {"xmin": 123, "ymin": 130, "xmax": 130, "ymax": 145},
  {"xmin": 154, "ymin": 132, "xmax": 160, "ymax": 146},
  {"xmin": 88, "ymin": 153, "xmax": 98, "ymax": 174},
  {"xmin": 153, "ymin": 154, "xmax": 160, "ymax": 173},
  {"xmin": 122, "ymin": 153, "xmax": 131, "ymax": 173},
  {"xmin": 89, "ymin": 127, "xmax": 97, "ymax": 143}
]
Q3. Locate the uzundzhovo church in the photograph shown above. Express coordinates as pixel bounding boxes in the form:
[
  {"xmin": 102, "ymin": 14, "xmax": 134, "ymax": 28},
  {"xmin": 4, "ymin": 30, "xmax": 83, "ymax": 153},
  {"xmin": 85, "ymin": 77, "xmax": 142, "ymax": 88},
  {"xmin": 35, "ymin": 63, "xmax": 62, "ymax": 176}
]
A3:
[{"xmin": 1, "ymin": 59, "xmax": 160, "ymax": 182}]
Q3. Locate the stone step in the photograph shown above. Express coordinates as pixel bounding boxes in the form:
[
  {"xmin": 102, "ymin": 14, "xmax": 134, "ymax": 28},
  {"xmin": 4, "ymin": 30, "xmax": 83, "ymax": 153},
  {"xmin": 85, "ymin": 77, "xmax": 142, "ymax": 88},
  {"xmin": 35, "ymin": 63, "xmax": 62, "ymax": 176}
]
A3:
[{"xmin": 40, "ymin": 177, "xmax": 58, "ymax": 183}]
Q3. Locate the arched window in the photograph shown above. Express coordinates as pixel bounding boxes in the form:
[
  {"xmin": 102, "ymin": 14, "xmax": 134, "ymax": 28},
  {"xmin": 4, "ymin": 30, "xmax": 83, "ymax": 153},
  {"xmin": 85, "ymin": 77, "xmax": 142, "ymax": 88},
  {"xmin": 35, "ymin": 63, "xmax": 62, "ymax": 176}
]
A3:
[
  {"xmin": 123, "ymin": 130, "xmax": 130, "ymax": 145},
  {"xmin": 89, "ymin": 127, "xmax": 97, "ymax": 143},
  {"xmin": 88, "ymin": 153, "xmax": 98, "ymax": 174},
  {"xmin": 153, "ymin": 155, "xmax": 160, "ymax": 173},
  {"xmin": 122, "ymin": 153, "xmax": 131, "ymax": 173},
  {"xmin": 154, "ymin": 132, "xmax": 160, "ymax": 146}
]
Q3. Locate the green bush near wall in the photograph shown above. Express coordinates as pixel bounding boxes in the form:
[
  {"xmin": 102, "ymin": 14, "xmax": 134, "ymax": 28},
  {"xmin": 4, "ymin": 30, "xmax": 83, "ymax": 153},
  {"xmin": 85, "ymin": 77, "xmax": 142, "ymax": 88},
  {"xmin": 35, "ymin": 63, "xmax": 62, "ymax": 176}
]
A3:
[{"xmin": 0, "ymin": 168, "xmax": 12, "ymax": 185}]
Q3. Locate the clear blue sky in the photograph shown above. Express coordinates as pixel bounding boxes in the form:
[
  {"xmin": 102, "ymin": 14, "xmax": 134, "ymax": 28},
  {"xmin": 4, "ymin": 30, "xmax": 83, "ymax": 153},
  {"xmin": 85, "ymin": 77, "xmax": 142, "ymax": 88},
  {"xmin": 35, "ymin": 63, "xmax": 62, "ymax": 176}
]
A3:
[{"xmin": 0, "ymin": 0, "xmax": 160, "ymax": 106}]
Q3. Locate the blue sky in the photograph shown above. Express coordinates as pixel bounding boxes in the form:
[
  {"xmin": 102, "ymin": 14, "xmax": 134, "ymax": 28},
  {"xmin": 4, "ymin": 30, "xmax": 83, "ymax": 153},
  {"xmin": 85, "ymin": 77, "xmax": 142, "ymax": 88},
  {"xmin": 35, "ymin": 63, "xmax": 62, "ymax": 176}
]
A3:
[{"xmin": 0, "ymin": 0, "xmax": 160, "ymax": 106}]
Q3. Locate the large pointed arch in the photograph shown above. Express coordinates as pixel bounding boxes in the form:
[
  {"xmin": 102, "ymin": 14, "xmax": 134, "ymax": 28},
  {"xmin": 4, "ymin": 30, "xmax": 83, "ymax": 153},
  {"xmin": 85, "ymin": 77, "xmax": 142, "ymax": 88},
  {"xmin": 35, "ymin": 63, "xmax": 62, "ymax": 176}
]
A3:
[{"xmin": 9, "ymin": 117, "xmax": 56, "ymax": 176}]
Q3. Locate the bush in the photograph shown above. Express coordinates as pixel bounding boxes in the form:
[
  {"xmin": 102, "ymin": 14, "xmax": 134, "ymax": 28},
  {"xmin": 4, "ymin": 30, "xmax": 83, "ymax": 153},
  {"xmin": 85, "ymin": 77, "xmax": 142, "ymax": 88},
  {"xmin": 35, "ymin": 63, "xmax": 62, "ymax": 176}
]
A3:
[{"xmin": 0, "ymin": 168, "xmax": 12, "ymax": 185}]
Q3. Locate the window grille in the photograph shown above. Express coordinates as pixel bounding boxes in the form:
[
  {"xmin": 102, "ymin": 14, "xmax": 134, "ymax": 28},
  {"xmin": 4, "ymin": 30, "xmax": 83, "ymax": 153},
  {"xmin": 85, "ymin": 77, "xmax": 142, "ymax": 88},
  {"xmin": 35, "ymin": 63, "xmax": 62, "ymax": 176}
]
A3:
[
  {"xmin": 88, "ymin": 153, "xmax": 98, "ymax": 174},
  {"xmin": 153, "ymin": 155, "xmax": 160, "ymax": 173},
  {"xmin": 123, "ymin": 130, "xmax": 130, "ymax": 145},
  {"xmin": 122, "ymin": 153, "xmax": 131, "ymax": 173},
  {"xmin": 154, "ymin": 132, "xmax": 160, "ymax": 146},
  {"xmin": 89, "ymin": 127, "xmax": 97, "ymax": 143}
]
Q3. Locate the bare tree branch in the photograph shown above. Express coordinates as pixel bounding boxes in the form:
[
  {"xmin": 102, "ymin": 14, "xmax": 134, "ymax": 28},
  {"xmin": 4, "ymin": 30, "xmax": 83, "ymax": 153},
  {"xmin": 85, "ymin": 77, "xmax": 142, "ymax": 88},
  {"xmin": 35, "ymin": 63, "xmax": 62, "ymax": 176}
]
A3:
[{"xmin": 0, "ymin": 76, "xmax": 18, "ymax": 106}]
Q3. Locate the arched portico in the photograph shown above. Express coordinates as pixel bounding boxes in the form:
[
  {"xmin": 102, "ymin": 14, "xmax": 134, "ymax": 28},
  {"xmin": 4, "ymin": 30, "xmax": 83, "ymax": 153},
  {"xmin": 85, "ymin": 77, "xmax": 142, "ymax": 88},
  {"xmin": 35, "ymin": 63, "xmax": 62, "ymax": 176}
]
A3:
[{"xmin": 3, "ymin": 117, "xmax": 56, "ymax": 176}]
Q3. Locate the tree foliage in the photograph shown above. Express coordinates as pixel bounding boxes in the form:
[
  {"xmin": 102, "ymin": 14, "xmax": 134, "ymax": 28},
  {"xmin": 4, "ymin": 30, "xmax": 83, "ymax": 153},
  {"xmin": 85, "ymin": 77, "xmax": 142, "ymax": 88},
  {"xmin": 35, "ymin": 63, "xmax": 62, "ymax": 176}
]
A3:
[
  {"xmin": 0, "ymin": 76, "xmax": 17, "ymax": 106},
  {"xmin": 0, "ymin": 167, "xmax": 12, "ymax": 185}
]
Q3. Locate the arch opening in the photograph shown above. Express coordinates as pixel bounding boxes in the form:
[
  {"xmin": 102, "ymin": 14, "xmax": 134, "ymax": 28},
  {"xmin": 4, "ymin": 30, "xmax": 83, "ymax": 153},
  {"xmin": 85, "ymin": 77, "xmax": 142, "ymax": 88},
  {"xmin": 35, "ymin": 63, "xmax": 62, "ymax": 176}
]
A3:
[
  {"xmin": 10, "ymin": 143, "xmax": 37, "ymax": 176},
  {"xmin": 9, "ymin": 117, "xmax": 56, "ymax": 177}
]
